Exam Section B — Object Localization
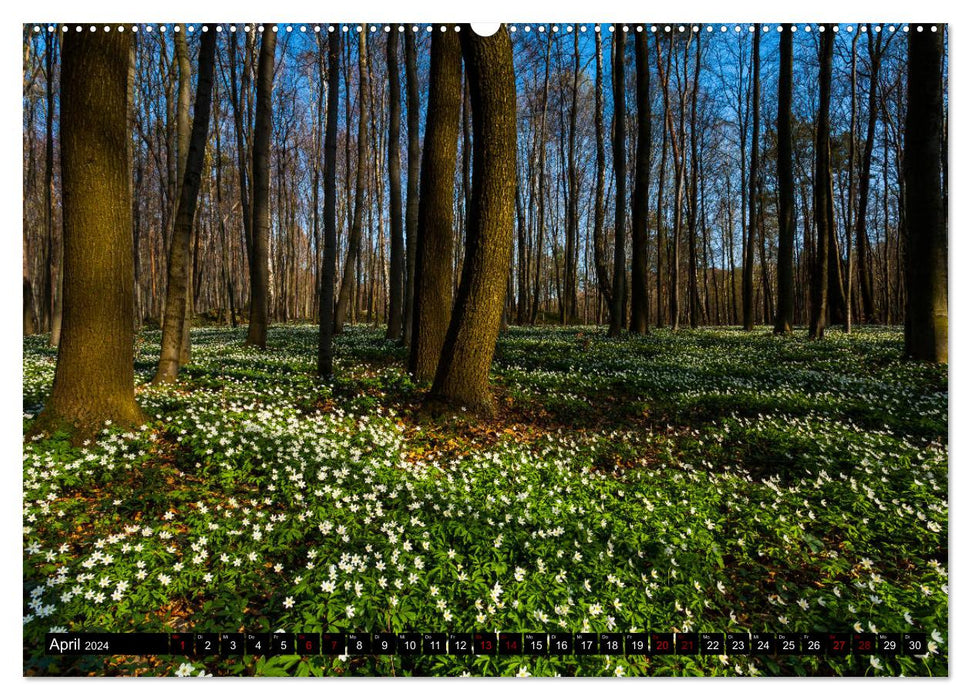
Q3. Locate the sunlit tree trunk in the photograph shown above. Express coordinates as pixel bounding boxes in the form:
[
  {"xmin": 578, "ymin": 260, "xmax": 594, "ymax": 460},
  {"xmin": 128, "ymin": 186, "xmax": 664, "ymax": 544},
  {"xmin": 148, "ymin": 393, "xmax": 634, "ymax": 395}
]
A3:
[
  {"xmin": 386, "ymin": 29, "xmax": 404, "ymax": 340},
  {"xmin": 245, "ymin": 26, "xmax": 275, "ymax": 348},
  {"xmin": 409, "ymin": 26, "xmax": 462, "ymax": 382},
  {"xmin": 335, "ymin": 29, "xmax": 369, "ymax": 334},
  {"xmin": 608, "ymin": 25, "xmax": 626, "ymax": 337},
  {"xmin": 430, "ymin": 25, "xmax": 516, "ymax": 413},
  {"xmin": 31, "ymin": 27, "xmax": 144, "ymax": 439},
  {"xmin": 402, "ymin": 32, "xmax": 420, "ymax": 348},
  {"xmin": 155, "ymin": 26, "xmax": 216, "ymax": 383}
]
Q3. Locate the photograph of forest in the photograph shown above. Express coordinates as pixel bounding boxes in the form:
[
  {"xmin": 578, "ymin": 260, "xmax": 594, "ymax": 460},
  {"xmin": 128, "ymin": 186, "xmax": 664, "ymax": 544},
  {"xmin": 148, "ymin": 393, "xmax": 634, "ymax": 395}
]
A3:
[{"xmin": 22, "ymin": 22, "xmax": 947, "ymax": 677}]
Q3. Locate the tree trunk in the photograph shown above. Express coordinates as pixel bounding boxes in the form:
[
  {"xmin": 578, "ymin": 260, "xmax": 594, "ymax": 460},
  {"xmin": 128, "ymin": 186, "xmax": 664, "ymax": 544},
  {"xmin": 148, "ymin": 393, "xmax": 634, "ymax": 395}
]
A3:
[
  {"xmin": 155, "ymin": 26, "xmax": 217, "ymax": 383},
  {"xmin": 903, "ymin": 24, "xmax": 947, "ymax": 363},
  {"xmin": 687, "ymin": 32, "xmax": 702, "ymax": 329},
  {"xmin": 386, "ymin": 29, "xmax": 404, "ymax": 340},
  {"xmin": 402, "ymin": 32, "xmax": 420, "ymax": 348},
  {"xmin": 810, "ymin": 29, "xmax": 834, "ymax": 339},
  {"xmin": 318, "ymin": 30, "xmax": 341, "ymax": 377},
  {"xmin": 774, "ymin": 24, "xmax": 795, "ymax": 334},
  {"xmin": 173, "ymin": 26, "xmax": 193, "ymax": 362},
  {"xmin": 742, "ymin": 24, "xmax": 760, "ymax": 331},
  {"xmin": 855, "ymin": 25, "xmax": 885, "ymax": 324},
  {"xmin": 334, "ymin": 29, "xmax": 369, "ymax": 334},
  {"xmin": 31, "ymin": 27, "xmax": 144, "ymax": 439},
  {"xmin": 409, "ymin": 26, "xmax": 462, "ymax": 382},
  {"xmin": 592, "ymin": 28, "xmax": 612, "ymax": 310},
  {"xmin": 430, "ymin": 25, "xmax": 516, "ymax": 413},
  {"xmin": 630, "ymin": 30, "xmax": 651, "ymax": 334},
  {"xmin": 608, "ymin": 25, "xmax": 627, "ymax": 337},
  {"xmin": 562, "ymin": 29, "xmax": 581, "ymax": 324},
  {"xmin": 245, "ymin": 27, "xmax": 275, "ymax": 348}
]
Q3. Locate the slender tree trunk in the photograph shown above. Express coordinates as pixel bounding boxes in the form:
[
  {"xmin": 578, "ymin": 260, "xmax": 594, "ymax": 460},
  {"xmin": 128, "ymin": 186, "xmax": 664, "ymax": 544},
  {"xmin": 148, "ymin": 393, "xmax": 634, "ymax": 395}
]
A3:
[
  {"xmin": 561, "ymin": 29, "xmax": 581, "ymax": 324},
  {"xmin": 592, "ymin": 28, "xmax": 612, "ymax": 310},
  {"xmin": 214, "ymin": 100, "xmax": 238, "ymax": 328},
  {"xmin": 155, "ymin": 26, "xmax": 217, "ymax": 382},
  {"xmin": 687, "ymin": 32, "xmax": 702, "ymax": 329},
  {"xmin": 31, "ymin": 27, "xmax": 144, "ymax": 439},
  {"xmin": 245, "ymin": 27, "xmax": 276, "ymax": 348},
  {"xmin": 335, "ymin": 30, "xmax": 370, "ymax": 334},
  {"xmin": 172, "ymin": 26, "xmax": 194, "ymax": 361},
  {"xmin": 655, "ymin": 37, "xmax": 671, "ymax": 329},
  {"xmin": 608, "ymin": 25, "xmax": 627, "ymax": 337},
  {"xmin": 45, "ymin": 31, "xmax": 63, "ymax": 346},
  {"xmin": 402, "ymin": 32, "xmax": 420, "ymax": 348},
  {"xmin": 855, "ymin": 26, "xmax": 885, "ymax": 324},
  {"xmin": 409, "ymin": 26, "xmax": 462, "ymax": 381},
  {"xmin": 903, "ymin": 24, "xmax": 947, "ymax": 363},
  {"xmin": 630, "ymin": 30, "xmax": 651, "ymax": 334},
  {"xmin": 318, "ymin": 30, "xmax": 341, "ymax": 377},
  {"xmin": 774, "ymin": 25, "xmax": 795, "ymax": 334},
  {"xmin": 386, "ymin": 30, "xmax": 404, "ymax": 340},
  {"xmin": 810, "ymin": 29, "xmax": 835, "ymax": 339},
  {"xmin": 742, "ymin": 24, "xmax": 760, "ymax": 331},
  {"xmin": 430, "ymin": 25, "xmax": 516, "ymax": 413}
]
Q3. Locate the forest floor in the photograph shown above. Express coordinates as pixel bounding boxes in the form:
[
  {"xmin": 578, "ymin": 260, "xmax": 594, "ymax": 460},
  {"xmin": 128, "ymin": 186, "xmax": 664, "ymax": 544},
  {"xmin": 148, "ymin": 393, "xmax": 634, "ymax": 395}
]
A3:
[{"xmin": 22, "ymin": 325, "xmax": 948, "ymax": 677}]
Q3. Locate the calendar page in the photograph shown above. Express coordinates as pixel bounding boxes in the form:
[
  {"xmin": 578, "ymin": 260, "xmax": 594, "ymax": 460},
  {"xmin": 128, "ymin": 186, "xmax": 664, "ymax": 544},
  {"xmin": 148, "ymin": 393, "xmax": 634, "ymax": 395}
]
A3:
[{"xmin": 21, "ymin": 16, "xmax": 948, "ymax": 680}]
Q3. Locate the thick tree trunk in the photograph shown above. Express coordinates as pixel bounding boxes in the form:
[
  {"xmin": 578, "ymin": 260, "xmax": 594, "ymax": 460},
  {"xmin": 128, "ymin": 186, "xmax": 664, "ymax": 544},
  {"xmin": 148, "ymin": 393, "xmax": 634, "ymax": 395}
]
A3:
[
  {"xmin": 402, "ymin": 32, "xmax": 420, "ymax": 348},
  {"xmin": 430, "ymin": 25, "xmax": 516, "ymax": 413},
  {"xmin": 409, "ymin": 26, "xmax": 462, "ymax": 382},
  {"xmin": 630, "ymin": 30, "xmax": 651, "ymax": 334},
  {"xmin": 318, "ymin": 31, "xmax": 341, "ymax": 377},
  {"xmin": 608, "ymin": 25, "xmax": 627, "ymax": 337},
  {"xmin": 742, "ymin": 25, "xmax": 760, "ymax": 331},
  {"xmin": 334, "ymin": 30, "xmax": 369, "ymax": 334},
  {"xmin": 386, "ymin": 30, "xmax": 404, "ymax": 340},
  {"xmin": 31, "ymin": 27, "xmax": 144, "ymax": 439},
  {"xmin": 774, "ymin": 24, "xmax": 795, "ymax": 334},
  {"xmin": 810, "ymin": 29, "xmax": 835, "ymax": 339},
  {"xmin": 903, "ymin": 24, "xmax": 947, "ymax": 363},
  {"xmin": 154, "ymin": 26, "xmax": 217, "ymax": 383},
  {"xmin": 245, "ymin": 27, "xmax": 275, "ymax": 349}
]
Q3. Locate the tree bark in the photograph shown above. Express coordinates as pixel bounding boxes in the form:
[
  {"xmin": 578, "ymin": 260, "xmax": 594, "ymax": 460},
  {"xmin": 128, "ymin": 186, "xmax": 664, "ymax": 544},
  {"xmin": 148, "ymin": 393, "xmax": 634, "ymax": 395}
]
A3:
[
  {"xmin": 903, "ymin": 24, "xmax": 947, "ymax": 363},
  {"xmin": 31, "ymin": 27, "xmax": 144, "ymax": 439},
  {"xmin": 774, "ymin": 25, "xmax": 795, "ymax": 334},
  {"xmin": 810, "ymin": 28, "xmax": 835, "ymax": 339},
  {"xmin": 855, "ymin": 25, "xmax": 886, "ymax": 324},
  {"xmin": 155, "ymin": 26, "xmax": 217, "ymax": 383},
  {"xmin": 245, "ymin": 26, "xmax": 275, "ymax": 348},
  {"xmin": 592, "ymin": 28, "xmax": 612, "ymax": 310},
  {"xmin": 334, "ymin": 29, "xmax": 369, "ymax": 334},
  {"xmin": 318, "ymin": 30, "xmax": 341, "ymax": 377},
  {"xmin": 742, "ymin": 24, "xmax": 760, "ymax": 331},
  {"xmin": 174, "ymin": 26, "xmax": 193, "ymax": 362},
  {"xmin": 402, "ymin": 32, "xmax": 421, "ymax": 348},
  {"xmin": 430, "ymin": 24, "xmax": 516, "ymax": 413},
  {"xmin": 386, "ymin": 29, "xmax": 404, "ymax": 340},
  {"xmin": 630, "ymin": 30, "xmax": 651, "ymax": 334},
  {"xmin": 409, "ymin": 26, "xmax": 462, "ymax": 382},
  {"xmin": 608, "ymin": 25, "xmax": 627, "ymax": 337}
]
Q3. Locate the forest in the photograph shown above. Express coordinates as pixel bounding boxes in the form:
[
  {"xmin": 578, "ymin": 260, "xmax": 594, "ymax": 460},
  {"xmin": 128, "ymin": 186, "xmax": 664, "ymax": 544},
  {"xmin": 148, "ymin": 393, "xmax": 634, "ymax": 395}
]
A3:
[{"xmin": 23, "ymin": 23, "xmax": 947, "ymax": 678}]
